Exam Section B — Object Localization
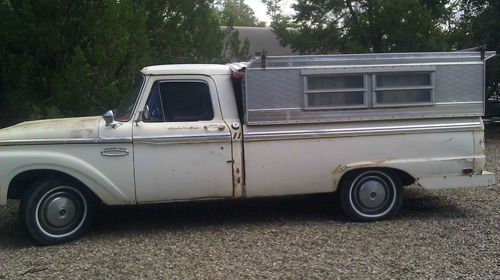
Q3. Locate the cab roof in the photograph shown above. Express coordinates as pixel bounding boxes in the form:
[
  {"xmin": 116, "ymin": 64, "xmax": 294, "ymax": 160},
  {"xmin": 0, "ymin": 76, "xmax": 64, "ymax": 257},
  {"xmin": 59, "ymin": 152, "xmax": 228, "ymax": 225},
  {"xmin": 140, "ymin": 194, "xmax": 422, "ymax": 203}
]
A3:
[{"xmin": 141, "ymin": 64, "xmax": 232, "ymax": 76}]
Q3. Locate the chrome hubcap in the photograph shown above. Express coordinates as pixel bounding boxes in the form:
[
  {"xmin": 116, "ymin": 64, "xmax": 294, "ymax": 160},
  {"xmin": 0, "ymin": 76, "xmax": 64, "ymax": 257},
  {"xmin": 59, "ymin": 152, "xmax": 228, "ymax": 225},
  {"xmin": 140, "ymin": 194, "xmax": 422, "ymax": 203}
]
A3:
[
  {"xmin": 349, "ymin": 171, "xmax": 397, "ymax": 218},
  {"xmin": 36, "ymin": 186, "xmax": 87, "ymax": 237},
  {"xmin": 45, "ymin": 195, "xmax": 77, "ymax": 227},
  {"xmin": 358, "ymin": 178, "xmax": 387, "ymax": 209}
]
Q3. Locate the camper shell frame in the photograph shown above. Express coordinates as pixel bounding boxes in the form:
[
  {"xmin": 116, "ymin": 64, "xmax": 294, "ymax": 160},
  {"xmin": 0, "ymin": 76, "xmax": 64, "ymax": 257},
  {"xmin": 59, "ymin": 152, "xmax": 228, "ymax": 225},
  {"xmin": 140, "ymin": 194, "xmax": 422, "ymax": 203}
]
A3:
[{"xmin": 241, "ymin": 51, "xmax": 496, "ymax": 125}]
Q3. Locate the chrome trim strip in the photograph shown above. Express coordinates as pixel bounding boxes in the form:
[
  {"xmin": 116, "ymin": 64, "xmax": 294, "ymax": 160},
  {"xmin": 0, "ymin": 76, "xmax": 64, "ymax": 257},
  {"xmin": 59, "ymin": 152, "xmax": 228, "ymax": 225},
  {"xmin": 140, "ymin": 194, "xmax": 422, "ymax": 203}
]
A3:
[
  {"xmin": 435, "ymin": 101, "xmax": 483, "ymax": 105},
  {"xmin": 98, "ymin": 137, "xmax": 133, "ymax": 144},
  {"xmin": 251, "ymin": 52, "xmax": 487, "ymax": 60},
  {"xmin": 0, "ymin": 122, "xmax": 480, "ymax": 145},
  {"xmin": 248, "ymin": 108, "xmax": 302, "ymax": 112},
  {"xmin": 0, "ymin": 138, "xmax": 99, "ymax": 146},
  {"xmin": 0, "ymin": 133, "xmax": 231, "ymax": 146},
  {"xmin": 248, "ymin": 62, "xmax": 484, "ymax": 71},
  {"xmin": 244, "ymin": 122, "xmax": 481, "ymax": 142},
  {"xmin": 0, "ymin": 137, "xmax": 133, "ymax": 146},
  {"xmin": 133, "ymin": 133, "xmax": 231, "ymax": 144}
]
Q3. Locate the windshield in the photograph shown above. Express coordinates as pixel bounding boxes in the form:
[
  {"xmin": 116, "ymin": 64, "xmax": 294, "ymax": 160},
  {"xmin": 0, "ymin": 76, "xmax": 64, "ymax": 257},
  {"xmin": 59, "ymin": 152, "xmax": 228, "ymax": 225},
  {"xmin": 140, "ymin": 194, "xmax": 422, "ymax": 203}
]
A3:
[{"xmin": 115, "ymin": 75, "xmax": 145, "ymax": 122}]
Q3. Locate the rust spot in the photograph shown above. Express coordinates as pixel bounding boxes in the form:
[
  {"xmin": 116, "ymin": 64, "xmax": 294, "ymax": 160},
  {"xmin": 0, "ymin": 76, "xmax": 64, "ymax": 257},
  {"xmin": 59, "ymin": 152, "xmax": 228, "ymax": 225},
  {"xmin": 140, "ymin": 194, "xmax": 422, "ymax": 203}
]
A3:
[
  {"xmin": 1, "ymin": 116, "xmax": 100, "ymax": 140},
  {"xmin": 332, "ymin": 164, "xmax": 348, "ymax": 190},
  {"xmin": 331, "ymin": 158, "xmax": 398, "ymax": 190},
  {"xmin": 70, "ymin": 128, "xmax": 94, "ymax": 138},
  {"xmin": 440, "ymin": 137, "xmax": 455, "ymax": 144},
  {"xmin": 332, "ymin": 164, "xmax": 346, "ymax": 175}
]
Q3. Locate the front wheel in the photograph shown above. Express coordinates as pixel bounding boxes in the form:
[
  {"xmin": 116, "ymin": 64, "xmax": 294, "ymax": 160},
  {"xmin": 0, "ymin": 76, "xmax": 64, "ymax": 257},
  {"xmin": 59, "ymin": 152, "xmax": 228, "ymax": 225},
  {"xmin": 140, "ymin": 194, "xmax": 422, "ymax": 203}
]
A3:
[
  {"xmin": 340, "ymin": 170, "xmax": 403, "ymax": 221},
  {"xmin": 21, "ymin": 178, "xmax": 96, "ymax": 245}
]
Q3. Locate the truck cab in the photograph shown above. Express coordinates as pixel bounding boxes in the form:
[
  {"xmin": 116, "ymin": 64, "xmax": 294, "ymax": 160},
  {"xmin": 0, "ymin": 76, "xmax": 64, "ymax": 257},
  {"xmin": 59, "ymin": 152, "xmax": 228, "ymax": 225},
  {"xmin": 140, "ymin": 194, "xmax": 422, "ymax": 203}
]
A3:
[{"xmin": 129, "ymin": 65, "xmax": 244, "ymax": 202}]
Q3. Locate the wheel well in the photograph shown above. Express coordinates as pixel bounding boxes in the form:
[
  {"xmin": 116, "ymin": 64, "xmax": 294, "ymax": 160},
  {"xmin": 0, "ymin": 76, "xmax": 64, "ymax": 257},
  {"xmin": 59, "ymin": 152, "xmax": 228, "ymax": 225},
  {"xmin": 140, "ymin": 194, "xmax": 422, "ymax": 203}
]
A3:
[
  {"xmin": 338, "ymin": 167, "xmax": 415, "ymax": 188},
  {"xmin": 7, "ymin": 169, "xmax": 97, "ymax": 200}
]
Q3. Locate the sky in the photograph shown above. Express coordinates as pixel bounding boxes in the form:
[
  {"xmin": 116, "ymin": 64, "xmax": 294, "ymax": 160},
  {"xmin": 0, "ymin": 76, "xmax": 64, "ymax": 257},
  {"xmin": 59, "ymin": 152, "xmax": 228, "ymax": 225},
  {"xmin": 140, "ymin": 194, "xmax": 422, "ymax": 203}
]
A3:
[{"xmin": 245, "ymin": 0, "xmax": 297, "ymax": 25}]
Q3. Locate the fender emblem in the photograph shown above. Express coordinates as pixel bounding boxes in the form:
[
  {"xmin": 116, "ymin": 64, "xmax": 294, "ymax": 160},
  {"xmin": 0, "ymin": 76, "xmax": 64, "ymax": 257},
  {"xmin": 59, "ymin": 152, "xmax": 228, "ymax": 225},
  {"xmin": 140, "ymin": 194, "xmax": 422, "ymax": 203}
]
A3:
[{"xmin": 101, "ymin": 147, "xmax": 129, "ymax": 157}]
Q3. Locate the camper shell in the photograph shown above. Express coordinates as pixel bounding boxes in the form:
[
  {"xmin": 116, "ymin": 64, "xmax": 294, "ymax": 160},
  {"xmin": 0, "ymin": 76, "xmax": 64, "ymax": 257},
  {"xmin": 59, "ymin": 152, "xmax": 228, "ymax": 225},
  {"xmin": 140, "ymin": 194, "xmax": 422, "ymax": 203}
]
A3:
[{"xmin": 241, "ymin": 51, "xmax": 496, "ymax": 125}]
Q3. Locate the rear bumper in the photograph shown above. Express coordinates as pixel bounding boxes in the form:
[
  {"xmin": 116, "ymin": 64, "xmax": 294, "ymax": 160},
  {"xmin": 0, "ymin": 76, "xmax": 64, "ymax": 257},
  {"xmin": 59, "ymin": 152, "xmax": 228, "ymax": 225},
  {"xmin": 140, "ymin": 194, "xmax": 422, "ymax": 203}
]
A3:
[{"xmin": 417, "ymin": 171, "xmax": 496, "ymax": 189}]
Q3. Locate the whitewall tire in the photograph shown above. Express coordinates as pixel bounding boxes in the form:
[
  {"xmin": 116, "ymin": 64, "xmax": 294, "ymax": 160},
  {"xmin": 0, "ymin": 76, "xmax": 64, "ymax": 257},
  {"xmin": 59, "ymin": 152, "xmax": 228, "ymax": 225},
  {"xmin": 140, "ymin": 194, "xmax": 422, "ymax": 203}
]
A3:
[
  {"xmin": 340, "ymin": 170, "xmax": 403, "ymax": 221},
  {"xmin": 21, "ymin": 178, "xmax": 96, "ymax": 245}
]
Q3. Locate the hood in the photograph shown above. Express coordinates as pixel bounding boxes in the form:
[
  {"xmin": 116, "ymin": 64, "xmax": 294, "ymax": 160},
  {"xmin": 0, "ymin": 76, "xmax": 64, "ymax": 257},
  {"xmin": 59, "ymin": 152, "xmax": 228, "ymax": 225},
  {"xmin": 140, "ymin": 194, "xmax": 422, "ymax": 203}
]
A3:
[{"xmin": 0, "ymin": 116, "xmax": 101, "ymax": 143}]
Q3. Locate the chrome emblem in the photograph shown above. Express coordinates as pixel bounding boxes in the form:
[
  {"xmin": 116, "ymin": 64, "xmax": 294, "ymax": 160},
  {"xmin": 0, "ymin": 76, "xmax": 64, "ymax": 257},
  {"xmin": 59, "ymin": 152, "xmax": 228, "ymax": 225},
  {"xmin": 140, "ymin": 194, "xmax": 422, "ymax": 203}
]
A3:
[{"xmin": 101, "ymin": 147, "xmax": 129, "ymax": 157}]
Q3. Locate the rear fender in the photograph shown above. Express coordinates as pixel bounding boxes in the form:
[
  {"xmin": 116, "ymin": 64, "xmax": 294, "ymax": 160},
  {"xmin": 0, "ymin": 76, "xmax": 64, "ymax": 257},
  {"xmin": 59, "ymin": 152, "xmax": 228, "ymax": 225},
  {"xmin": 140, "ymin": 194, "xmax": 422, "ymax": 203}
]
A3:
[{"xmin": 332, "ymin": 156, "xmax": 477, "ymax": 190}]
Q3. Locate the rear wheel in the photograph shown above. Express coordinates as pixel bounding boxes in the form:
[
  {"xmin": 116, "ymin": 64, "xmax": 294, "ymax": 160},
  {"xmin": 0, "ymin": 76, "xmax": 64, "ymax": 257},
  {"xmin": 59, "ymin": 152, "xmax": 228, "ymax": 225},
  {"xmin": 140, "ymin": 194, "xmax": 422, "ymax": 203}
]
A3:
[
  {"xmin": 21, "ymin": 178, "xmax": 96, "ymax": 245},
  {"xmin": 340, "ymin": 170, "xmax": 403, "ymax": 221}
]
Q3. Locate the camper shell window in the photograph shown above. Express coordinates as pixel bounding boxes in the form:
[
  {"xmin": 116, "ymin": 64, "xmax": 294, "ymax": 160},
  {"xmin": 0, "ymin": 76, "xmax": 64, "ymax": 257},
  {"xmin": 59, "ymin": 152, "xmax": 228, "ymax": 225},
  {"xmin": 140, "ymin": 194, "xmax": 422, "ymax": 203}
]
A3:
[
  {"xmin": 304, "ymin": 74, "xmax": 368, "ymax": 109},
  {"xmin": 303, "ymin": 71, "xmax": 434, "ymax": 110},
  {"xmin": 373, "ymin": 72, "xmax": 434, "ymax": 106}
]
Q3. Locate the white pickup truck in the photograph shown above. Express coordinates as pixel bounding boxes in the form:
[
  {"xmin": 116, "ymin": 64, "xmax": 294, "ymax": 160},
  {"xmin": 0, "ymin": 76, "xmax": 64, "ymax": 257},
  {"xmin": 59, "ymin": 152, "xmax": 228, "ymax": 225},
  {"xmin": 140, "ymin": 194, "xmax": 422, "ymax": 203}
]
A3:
[{"xmin": 0, "ymin": 51, "xmax": 496, "ymax": 244}]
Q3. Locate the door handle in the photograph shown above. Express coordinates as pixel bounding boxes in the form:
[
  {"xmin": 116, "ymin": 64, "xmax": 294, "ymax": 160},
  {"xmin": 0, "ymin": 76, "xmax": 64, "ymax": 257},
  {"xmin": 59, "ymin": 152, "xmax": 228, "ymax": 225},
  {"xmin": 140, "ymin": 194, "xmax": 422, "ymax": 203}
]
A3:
[{"xmin": 204, "ymin": 124, "xmax": 226, "ymax": 131}]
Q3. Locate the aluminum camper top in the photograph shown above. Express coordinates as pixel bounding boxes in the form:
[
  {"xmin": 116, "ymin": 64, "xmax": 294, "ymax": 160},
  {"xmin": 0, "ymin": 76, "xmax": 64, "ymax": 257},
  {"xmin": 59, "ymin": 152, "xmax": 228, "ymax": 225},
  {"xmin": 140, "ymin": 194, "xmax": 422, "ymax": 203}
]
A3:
[{"xmin": 241, "ymin": 51, "xmax": 496, "ymax": 125}]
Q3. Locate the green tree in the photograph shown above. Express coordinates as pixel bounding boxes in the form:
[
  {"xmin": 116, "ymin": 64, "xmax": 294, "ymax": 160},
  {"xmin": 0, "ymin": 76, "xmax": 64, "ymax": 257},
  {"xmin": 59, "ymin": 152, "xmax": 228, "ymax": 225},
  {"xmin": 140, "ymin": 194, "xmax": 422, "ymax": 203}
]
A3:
[
  {"xmin": 221, "ymin": 26, "xmax": 251, "ymax": 61},
  {"xmin": 450, "ymin": 0, "xmax": 499, "ymax": 96},
  {"xmin": 215, "ymin": 0, "xmax": 262, "ymax": 61},
  {"xmin": 0, "ymin": 0, "xmax": 151, "ymax": 127},
  {"xmin": 144, "ymin": 0, "xmax": 225, "ymax": 64},
  {"xmin": 266, "ymin": 0, "xmax": 452, "ymax": 54},
  {"xmin": 0, "ymin": 0, "xmax": 244, "ymax": 127},
  {"xmin": 217, "ymin": 0, "xmax": 266, "ymax": 27}
]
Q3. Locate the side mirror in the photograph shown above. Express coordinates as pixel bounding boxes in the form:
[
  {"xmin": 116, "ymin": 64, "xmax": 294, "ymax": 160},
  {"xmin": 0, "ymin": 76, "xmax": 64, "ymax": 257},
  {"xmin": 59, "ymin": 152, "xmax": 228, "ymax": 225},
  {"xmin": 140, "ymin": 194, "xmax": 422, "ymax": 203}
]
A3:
[{"xmin": 103, "ymin": 110, "xmax": 114, "ymax": 127}]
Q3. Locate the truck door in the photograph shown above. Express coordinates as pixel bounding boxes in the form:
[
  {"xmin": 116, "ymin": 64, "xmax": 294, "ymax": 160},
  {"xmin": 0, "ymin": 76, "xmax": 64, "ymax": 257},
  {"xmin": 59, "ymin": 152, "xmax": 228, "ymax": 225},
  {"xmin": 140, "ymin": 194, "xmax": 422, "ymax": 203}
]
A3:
[{"xmin": 133, "ymin": 76, "xmax": 233, "ymax": 202}]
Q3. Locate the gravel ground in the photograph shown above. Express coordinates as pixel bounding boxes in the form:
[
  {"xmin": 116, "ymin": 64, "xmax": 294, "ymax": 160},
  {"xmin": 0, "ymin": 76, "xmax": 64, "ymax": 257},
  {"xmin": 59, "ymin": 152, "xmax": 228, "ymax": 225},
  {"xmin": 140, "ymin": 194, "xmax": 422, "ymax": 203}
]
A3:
[{"xmin": 0, "ymin": 128, "xmax": 499, "ymax": 279}]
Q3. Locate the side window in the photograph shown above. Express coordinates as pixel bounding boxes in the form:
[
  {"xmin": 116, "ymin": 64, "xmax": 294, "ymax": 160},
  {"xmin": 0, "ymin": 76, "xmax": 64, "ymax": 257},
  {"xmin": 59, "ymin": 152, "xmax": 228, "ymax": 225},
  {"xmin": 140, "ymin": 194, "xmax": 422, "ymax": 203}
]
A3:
[
  {"xmin": 304, "ymin": 74, "xmax": 367, "ymax": 109},
  {"xmin": 373, "ymin": 72, "xmax": 433, "ymax": 106},
  {"xmin": 144, "ymin": 81, "xmax": 214, "ymax": 122},
  {"xmin": 302, "ymin": 71, "xmax": 434, "ymax": 110}
]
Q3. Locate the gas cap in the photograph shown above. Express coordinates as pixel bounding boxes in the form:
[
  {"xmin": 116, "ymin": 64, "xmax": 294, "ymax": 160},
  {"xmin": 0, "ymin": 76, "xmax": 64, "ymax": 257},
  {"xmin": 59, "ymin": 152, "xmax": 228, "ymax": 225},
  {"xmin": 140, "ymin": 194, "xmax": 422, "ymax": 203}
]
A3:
[{"xmin": 231, "ymin": 122, "xmax": 240, "ymax": 130}]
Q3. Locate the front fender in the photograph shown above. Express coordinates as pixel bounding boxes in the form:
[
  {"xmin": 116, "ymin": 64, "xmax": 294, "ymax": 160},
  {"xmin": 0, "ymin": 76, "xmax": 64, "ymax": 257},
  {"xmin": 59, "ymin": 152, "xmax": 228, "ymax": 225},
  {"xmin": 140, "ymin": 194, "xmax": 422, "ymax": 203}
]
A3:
[{"xmin": 0, "ymin": 150, "xmax": 132, "ymax": 206}]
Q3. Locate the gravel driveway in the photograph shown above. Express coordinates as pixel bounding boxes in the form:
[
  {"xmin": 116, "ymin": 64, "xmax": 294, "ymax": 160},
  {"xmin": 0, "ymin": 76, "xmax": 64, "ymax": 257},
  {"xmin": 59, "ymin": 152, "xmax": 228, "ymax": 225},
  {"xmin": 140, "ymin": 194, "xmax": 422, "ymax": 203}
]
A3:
[{"xmin": 0, "ymin": 127, "xmax": 499, "ymax": 279}]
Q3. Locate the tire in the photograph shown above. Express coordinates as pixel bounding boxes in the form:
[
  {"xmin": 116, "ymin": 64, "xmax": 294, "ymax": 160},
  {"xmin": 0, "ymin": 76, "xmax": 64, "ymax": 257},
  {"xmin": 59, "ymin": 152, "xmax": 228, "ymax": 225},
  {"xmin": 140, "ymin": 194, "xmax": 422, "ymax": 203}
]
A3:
[
  {"xmin": 340, "ymin": 169, "xmax": 403, "ymax": 221},
  {"xmin": 20, "ymin": 177, "xmax": 96, "ymax": 245}
]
